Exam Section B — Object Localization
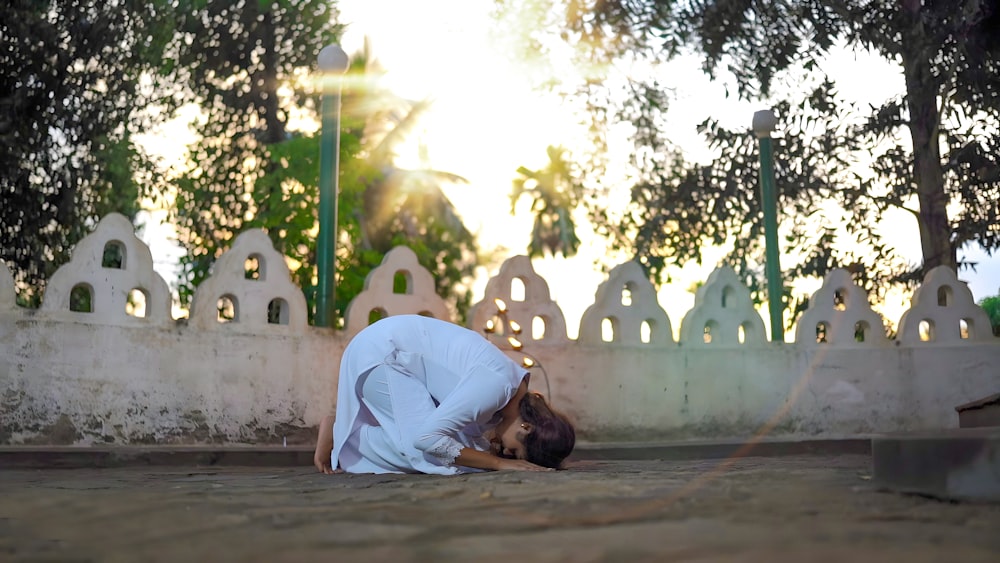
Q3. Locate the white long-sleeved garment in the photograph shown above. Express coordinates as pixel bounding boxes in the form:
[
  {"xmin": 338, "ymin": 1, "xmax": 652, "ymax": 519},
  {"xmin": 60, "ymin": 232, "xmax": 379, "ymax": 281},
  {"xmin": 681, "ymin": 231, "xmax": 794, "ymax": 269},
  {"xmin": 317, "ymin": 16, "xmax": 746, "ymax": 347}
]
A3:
[{"xmin": 331, "ymin": 315, "xmax": 527, "ymax": 474}]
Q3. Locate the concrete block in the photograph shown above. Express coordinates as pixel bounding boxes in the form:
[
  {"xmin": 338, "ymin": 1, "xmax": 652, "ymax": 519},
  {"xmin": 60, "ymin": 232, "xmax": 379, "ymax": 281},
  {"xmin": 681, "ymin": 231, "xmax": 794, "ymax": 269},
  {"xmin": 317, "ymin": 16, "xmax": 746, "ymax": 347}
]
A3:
[
  {"xmin": 956, "ymin": 393, "xmax": 1000, "ymax": 428},
  {"xmin": 872, "ymin": 428, "xmax": 1000, "ymax": 502}
]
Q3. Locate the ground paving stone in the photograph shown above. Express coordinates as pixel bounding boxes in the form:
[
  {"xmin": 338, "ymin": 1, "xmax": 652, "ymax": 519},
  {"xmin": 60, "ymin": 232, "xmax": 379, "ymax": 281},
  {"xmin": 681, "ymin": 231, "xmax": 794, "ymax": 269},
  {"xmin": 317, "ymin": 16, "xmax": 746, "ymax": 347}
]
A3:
[{"xmin": 1, "ymin": 455, "xmax": 998, "ymax": 562}]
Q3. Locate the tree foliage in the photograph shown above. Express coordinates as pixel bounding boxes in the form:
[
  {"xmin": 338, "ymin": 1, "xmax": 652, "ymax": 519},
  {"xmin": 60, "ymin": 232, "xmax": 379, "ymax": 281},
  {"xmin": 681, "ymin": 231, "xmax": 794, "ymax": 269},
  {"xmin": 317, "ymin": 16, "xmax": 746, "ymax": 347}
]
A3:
[
  {"xmin": 980, "ymin": 295, "xmax": 1000, "ymax": 336},
  {"xmin": 2, "ymin": 0, "xmax": 481, "ymax": 321},
  {"xmin": 337, "ymin": 45, "xmax": 479, "ymax": 319},
  {"xmin": 163, "ymin": 0, "xmax": 339, "ymax": 310},
  {"xmin": 336, "ymin": 61, "xmax": 480, "ymax": 321},
  {"xmin": 511, "ymin": 145, "xmax": 584, "ymax": 259},
  {"xmin": 497, "ymin": 0, "xmax": 1000, "ymax": 314},
  {"xmin": 164, "ymin": 3, "xmax": 479, "ymax": 324},
  {"xmin": 0, "ymin": 0, "xmax": 170, "ymax": 304}
]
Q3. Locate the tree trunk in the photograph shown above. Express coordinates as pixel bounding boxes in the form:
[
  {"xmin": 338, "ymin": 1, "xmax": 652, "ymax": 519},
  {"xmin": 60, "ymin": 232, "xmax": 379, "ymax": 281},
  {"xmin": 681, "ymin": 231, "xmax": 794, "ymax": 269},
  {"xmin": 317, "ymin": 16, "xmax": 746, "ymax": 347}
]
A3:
[
  {"xmin": 900, "ymin": 0, "xmax": 956, "ymax": 272},
  {"xmin": 254, "ymin": 7, "xmax": 287, "ymax": 250},
  {"xmin": 258, "ymin": 9, "xmax": 286, "ymax": 147}
]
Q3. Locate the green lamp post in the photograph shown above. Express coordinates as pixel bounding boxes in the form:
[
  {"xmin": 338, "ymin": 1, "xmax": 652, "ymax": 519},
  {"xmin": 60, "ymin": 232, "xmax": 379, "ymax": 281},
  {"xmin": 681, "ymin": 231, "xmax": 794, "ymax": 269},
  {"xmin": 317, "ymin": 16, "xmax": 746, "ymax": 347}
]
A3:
[
  {"xmin": 752, "ymin": 109, "xmax": 784, "ymax": 342},
  {"xmin": 315, "ymin": 44, "xmax": 349, "ymax": 328}
]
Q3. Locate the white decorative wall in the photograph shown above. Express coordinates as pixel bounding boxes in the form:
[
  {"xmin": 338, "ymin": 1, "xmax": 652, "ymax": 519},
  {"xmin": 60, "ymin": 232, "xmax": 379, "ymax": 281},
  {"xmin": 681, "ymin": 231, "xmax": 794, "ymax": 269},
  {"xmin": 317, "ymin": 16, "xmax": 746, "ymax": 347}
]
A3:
[
  {"xmin": 579, "ymin": 261, "xmax": 673, "ymax": 346},
  {"xmin": 680, "ymin": 266, "xmax": 766, "ymax": 347},
  {"xmin": 793, "ymin": 268, "xmax": 890, "ymax": 347},
  {"xmin": 188, "ymin": 229, "xmax": 310, "ymax": 332},
  {"xmin": 40, "ymin": 213, "xmax": 173, "ymax": 326},
  {"xmin": 344, "ymin": 246, "xmax": 452, "ymax": 336},
  {"xmin": 1, "ymin": 214, "xmax": 998, "ymax": 445},
  {"xmin": 468, "ymin": 255, "xmax": 569, "ymax": 344},
  {"xmin": 897, "ymin": 265, "xmax": 995, "ymax": 343}
]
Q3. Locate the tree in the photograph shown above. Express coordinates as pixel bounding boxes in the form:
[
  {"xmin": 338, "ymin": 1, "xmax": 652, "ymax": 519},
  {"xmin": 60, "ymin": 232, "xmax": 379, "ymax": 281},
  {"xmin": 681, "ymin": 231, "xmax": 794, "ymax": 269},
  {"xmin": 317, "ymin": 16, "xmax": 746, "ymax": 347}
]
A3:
[
  {"xmin": 511, "ymin": 145, "xmax": 584, "ymax": 259},
  {"xmin": 337, "ymin": 52, "xmax": 480, "ymax": 320},
  {"xmin": 496, "ymin": 0, "xmax": 1000, "ymax": 312},
  {"xmin": 980, "ymin": 294, "xmax": 1000, "ymax": 336},
  {"xmin": 163, "ymin": 3, "xmax": 479, "ymax": 323},
  {"xmin": 163, "ymin": 0, "xmax": 339, "ymax": 310},
  {"xmin": 0, "ymin": 0, "xmax": 171, "ymax": 304}
]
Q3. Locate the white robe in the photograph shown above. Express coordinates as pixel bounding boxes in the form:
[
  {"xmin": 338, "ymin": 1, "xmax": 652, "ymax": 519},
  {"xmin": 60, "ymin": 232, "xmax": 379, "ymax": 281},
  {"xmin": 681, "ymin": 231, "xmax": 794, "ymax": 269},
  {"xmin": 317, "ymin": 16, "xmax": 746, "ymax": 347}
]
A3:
[{"xmin": 331, "ymin": 315, "xmax": 527, "ymax": 474}]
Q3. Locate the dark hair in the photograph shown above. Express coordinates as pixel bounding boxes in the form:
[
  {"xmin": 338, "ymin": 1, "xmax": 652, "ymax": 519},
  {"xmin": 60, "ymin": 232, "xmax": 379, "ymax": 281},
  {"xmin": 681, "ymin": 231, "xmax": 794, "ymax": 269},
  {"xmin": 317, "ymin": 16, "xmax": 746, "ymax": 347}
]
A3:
[{"xmin": 519, "ymin": 392, "xmax": 575, "ymax": 469}]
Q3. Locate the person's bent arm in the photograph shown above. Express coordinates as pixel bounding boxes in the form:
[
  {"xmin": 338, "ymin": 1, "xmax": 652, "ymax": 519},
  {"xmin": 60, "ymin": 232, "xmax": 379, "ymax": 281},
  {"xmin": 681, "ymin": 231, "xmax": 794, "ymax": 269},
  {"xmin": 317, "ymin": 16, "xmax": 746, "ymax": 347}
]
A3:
[
  {"xmin": 455, "ymin": 447, "xmax": 551, "ymax": 472},
  {"xmin": 411, "ymin": 367, "xmax": 512, "ymax": 465}
]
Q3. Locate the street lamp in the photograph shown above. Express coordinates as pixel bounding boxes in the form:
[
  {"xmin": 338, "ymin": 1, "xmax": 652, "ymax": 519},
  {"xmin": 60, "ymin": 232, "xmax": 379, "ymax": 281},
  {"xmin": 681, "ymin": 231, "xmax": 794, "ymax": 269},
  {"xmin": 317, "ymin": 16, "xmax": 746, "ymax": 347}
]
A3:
[
  {"xmin": 752, "ymin": 109, "xmax": 784, "ymax": 342},
  {"xmin": 315, "ymin": 44, "xmax": 349, "ymax": 328}
]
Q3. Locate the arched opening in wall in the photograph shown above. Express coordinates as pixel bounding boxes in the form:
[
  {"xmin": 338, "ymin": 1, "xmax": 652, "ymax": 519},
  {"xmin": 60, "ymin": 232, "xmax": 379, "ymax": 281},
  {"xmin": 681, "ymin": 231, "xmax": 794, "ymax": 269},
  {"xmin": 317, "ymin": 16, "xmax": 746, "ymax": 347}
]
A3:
[
  {"xmin": 721, "ymin": 285, "xmax": 734, "ymax": 308},
  {"xmin": 601, "ymin": 317, "xmax": 616, "ymax": 343},
  {"xmin": 510, "ymin": 277, "xmax": 526, "ymax": 302},
  {"xmin": 70, "ymin": 284, "xmax": 93, "ymax": 313},
  {"xmin": 703, "ymin": 320, "xmax": 719, "ymax": 344},
  {"xmin": 621, "ymin": 284, "xmax": 633, "ymax": 306},
  {"xmin": 854, "ymin": 321, "xmax": 869, "ymax": 342},
  {"xmin": 368, "ymin": 307, "xmax": 388, "ymax": 325},
  {"xmin": 738, "ymin": 323, "xmax": 748, "ymax": 344},
  {"xmin": 640, "ymin": 320, "xmax": 652, "ymax": 343},
  {"xmin": 417, "ymin": 310, "xmax": 434, "ymax": 318},
  {"xmin": 245, "ymin": 255, "xmax": 264, "ymax": 280},
  {"xmin": 815, "ymin": 322, "xmax": 829, "ymax": 343},
  {"xmin": 127, "ymin": 288, "xmax": 148, "ymax": 318},
  {"xmin": 268, "ymin": 298, "xmax": 289, "ymax": 325},
  {"xmin": 833, "ymin": 289, "xmax": 847, "ymax": 311},
  {"xmin": 937, "ymin": 285, "xmax": 952, "ymax": 307},
  {"xmin": 960, "ymin": 318, "xmax": 971, "ymax": 339},
  {"xmin": 532, "ymin": 316, "xmax": 546, "ymax": 340},
  {"xmin": 217, "ymin": 295, "xmax": 238, "ymax": 323},
  {"xmin": 102, "ymin": 241, "xmax": 125, "ymax": 269},
  {"xmin": 393, "ymin": 270, "xmax": 412, "ymax": 294},
  {"xmin": 918, "ymin": 319, "xmax": 934, "ymax": 342}
]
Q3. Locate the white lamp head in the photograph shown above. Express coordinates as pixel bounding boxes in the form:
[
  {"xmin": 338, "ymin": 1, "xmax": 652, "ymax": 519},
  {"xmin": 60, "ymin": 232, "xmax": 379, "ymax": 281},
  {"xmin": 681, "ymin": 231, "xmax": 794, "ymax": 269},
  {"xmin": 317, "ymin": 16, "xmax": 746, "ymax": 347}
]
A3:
[
  {"xmin": 752, "ymin": 109, "xmax": 778, "ymax": 138},
  {"xmin": 318, "ymin": 44, "xmax": 350, "ymax": 74}
]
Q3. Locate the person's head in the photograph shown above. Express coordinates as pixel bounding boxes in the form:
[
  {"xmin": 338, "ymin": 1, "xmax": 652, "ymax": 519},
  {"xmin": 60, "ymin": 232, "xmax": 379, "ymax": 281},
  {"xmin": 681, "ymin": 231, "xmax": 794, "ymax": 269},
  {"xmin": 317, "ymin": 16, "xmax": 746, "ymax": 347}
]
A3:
[{"xmin": 496, "ymin": 392, "xmax": 575, "ymax": 468}]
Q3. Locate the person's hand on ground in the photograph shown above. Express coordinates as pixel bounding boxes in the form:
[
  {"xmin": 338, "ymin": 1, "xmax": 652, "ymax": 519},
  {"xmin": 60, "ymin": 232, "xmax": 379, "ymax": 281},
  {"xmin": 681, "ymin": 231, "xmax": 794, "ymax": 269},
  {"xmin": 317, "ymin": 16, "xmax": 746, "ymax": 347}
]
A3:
[
  {"xmin": 314, "ymin": 451, "xmax": 336, "ymax": 474},
  {"xmin": 313, "ymin": 414, "xmax": 341, "ymax": 474},
  {"xmin": 494, "ymin": 458, "xmax": 554, "ymax": 472}
]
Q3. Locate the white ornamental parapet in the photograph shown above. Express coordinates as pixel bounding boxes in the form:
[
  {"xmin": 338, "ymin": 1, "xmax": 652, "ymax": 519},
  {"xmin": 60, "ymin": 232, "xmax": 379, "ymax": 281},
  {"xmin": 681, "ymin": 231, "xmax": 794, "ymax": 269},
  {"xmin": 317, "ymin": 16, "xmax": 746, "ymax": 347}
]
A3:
[
  {"xmin": 188, "ymin": 229, "xmax": 308, "ymax": 332},
  {"xmin": 468, "ymin": 255, "xmax": 568, "ymax": 344},
  {"xmin": 897, "ymin": 265, "xmax": 995, "ymax": 344},
  {"xmin": 343, "ymin": 245, "xmax": 452, "ymax": 336},
  {"xmin": 0, "ymin": 260, "xmax": 14, "ymax": 310},
  {"xmin": 578, "ymin": 261, "xmax": 673, "ymax": 346},
  {"xmin": 40, "ymin": 213, "xmax": 172, "ymax": 325},
  {"xmin": 680, "ymin": 266, "xmax": 766, "ymax": 347},
  {"xmin": 794, "ymin": 268, "xmax": 889, "ymax": 347}
]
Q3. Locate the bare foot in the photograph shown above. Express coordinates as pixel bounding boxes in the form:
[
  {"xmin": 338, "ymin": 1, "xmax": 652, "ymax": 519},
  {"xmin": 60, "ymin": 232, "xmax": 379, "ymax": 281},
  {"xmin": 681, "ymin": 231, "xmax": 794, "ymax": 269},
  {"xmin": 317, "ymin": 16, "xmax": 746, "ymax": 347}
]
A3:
[{"xmin": 314, "ymin": 414, "xmax": 336, "ymax": 474}]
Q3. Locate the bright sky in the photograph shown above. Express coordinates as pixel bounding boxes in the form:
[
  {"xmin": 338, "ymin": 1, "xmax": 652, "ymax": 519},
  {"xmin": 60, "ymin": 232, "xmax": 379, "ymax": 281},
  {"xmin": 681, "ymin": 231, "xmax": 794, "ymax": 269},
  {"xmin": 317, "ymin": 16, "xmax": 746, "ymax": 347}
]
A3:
[
  {"xmin": 140, "ymin": 0, "xmax": 1000, "ymax": 339},
  {"xmin": 332, "ymin": 0, "xmax": 1000, "ymax": 337}
]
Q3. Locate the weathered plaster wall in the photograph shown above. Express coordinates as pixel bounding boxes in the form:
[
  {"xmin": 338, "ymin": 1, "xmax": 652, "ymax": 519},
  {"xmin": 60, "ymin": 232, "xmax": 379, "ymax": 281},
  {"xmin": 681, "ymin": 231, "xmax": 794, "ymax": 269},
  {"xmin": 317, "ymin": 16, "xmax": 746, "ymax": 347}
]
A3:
[
  {"xmin": 1, "ymin": 213, "xmax": 998, "ymax": 445},
  {"xmin": 1, "ymin": 313, "xmax": 339, "ymax": 445},
  {"xmin": 542, "ymin": 344, "xmax": 1000, "ymax": 441}
]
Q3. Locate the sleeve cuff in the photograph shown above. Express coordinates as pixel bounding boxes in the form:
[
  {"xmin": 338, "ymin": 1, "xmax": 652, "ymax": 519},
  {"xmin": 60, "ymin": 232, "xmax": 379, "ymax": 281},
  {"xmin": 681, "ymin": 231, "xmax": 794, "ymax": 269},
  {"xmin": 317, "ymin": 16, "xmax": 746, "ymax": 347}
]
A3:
[{"xmin": 420, "ymin": 435, "xmax": 465, "ymax": 466}]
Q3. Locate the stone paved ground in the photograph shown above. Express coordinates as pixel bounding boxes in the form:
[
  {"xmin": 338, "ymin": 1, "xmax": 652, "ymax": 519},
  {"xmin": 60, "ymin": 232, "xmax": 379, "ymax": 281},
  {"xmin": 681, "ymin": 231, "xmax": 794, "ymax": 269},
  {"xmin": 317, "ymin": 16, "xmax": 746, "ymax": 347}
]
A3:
[{"xmin": 1, "ymin": 455, "xmax": 998, "ymax": 562}]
